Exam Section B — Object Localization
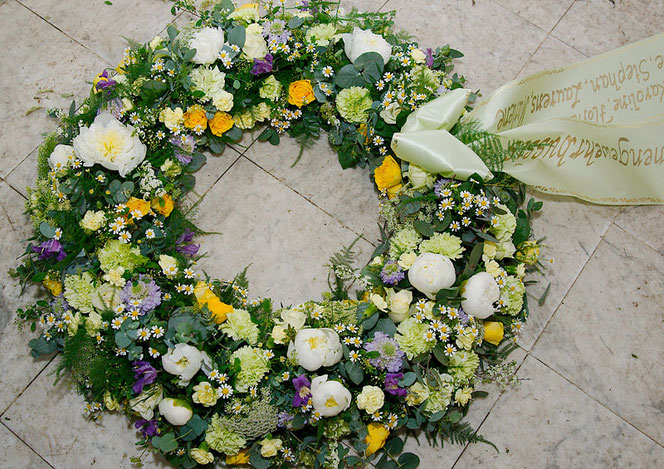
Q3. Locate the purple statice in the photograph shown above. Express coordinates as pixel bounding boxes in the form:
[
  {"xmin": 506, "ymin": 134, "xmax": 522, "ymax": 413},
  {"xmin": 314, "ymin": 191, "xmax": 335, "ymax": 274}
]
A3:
[
  {"xmin": 277, "ymin": 411, "xmax": 294, "ymax": 428},
  {"xmin": 292, "ymin": 374, "xmax": 312, "ymax": 407},
  {"xmin": 135, "ymin": 419, "xmax": 159, "ymax": 438},
  {"xmin": 457, "ymin": 306, "xmax": 470, "ymax": 325},
  {"xmin": 121, "ymin": 275, "xmax": 162, "ymax": 315},
  {"xmin": 262, "ymin": 19, "xmax": 291, "ymax": 44},
  {"xmin": 425, "ymin": 48, "xmax": 434, "ymax": 68},
  {"xmin": 170, "ymin": 135, "xmax": 196, "ymax": 165},
  {"xmin": 298, "ymin": 1, "xmax": 318, "ymax": 14},
  {"xmin": 364, "ymin": 332, "xmax": 405, "ymax": 372},
  {"xmin": 94, "ymin": 70, "xmax": 116, "ymax": 93},
  {"xmin": 132, "ymin": 361, "xmax": 158, "ymax": 395},
  {"xmin": 251, "ymin": 53, "xmax": 274, "ymax": 76},
  {"xmin": 380, "ymin": 260, "xmax": 405, "ymax": 286},
  {"xmin": 385, "ymin": 372, "xmax": 408, "ymax": 397},
  {"xmin": 31, "ymin": 239, "xmax": 66, "ymax": 261},
  {"xmin": 100, "ymin": 97, "xmax": 124, "ymax": 119},
  {"xmin": 176, "ymin": 228, "xmax": 200, "ymax": 257},
  {"xmin": 433, "ymin": 178, "xmax": 452, "ymax": 198}
]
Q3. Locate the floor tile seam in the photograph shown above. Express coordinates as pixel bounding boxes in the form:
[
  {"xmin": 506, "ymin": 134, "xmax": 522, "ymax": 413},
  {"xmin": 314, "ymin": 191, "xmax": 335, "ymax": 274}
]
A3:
[
  {"xmin": 0, "ymin": 420, "xmax": 56, "ymax": 468},
  {"xmin": 15, "ymin": 1, "xmax": 113, "ymax": 68},
  {"xmin": 0, "ymin": 353, "xmax": 58, "ymax": 418},
  {"xmin": 529, "ymin": 354, "xmax": 664, "ymax": 449},
  {"xmin": 487, "ymin": 0, "xmax": 556, "ymax": 35},
  {"xmin": 603, "ymin": 221, "xmax": 664, "ymax": 277},
  {"xmin": 183, "ymin": 152, "xmax": 243, "ymax": 217},
  {"xmin": 2, "ymin": 143, "xmax": 41, "ymax": 182},
  {"xmin": 512, "ymin": 34, "xmax": 548, "ymax": 80},
  {"xmin": 610, "ymin": 216, "xmax": 663, "ymax": 260},
  {"xmin": 450, "ymin": 348, "xmax": 532, "ymax": 468},
  {"xmin": 241, "ymin": 154, "xmax": 379, "ymax": 246}
]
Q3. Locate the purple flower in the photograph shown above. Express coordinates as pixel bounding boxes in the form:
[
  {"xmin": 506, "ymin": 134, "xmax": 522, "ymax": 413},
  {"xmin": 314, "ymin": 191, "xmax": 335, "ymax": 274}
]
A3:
[
  {"xmin": 277, "ymin": 411, "xmax": 294, "ymax": 428},
  {"xmin": 251, "ymin": 53, "xmax": 274, "ymax": 76},
  {"xmin": 120, "ymin": 275, "xmax": 162, "ymax": 315},
  {"xmin": 94, "ymin": 70, "xmax": 116, "ymax": 93},
  {"xmin": 457, "ymin": 306, "xmax": 470, "ymax": 325},
  {"xmin": 170, "ymin": 135, "xmax": 196, "ymax": 164},
  {"xmin": 433, "ymin": 178, "xmax": 452, "ymax": 198},
  {"xmin": 292, "ymin": 374, "xmax": 312, "ymax": 407},
  {"xmin": 31, "ymin": 239, "xmax": 66, "ymax": 261},
  {"xmin": 132, "ymin": 361, "xmax": 158, "ymax": 395},
  {"xmin": 135, "ymin": 419, "xmax": 159, "ymax": 438},
  {"xmin": 425, "ymin": 48, "xmax": 434, "ymax": 68},
  {"xmin": 100, "ymin": 97, "xmax": 124, "ymax": 119},
  {"xmin": 385, "ymin": 372, "xmax": 408, "ymax": 397},
  {"xmin": 364, "ymin": 332, "xmax": 405, "ymax": 372},
  {"xmin": 380, "ymin": 261, "xmax": 405, "ymax": 286},
  {"xmin": 176, "ymin": 228, "xmax": 199, "ymax": 257},
  {"xmin": 262, "ymin": 20, "xmax": 291, "ymax": 44}
]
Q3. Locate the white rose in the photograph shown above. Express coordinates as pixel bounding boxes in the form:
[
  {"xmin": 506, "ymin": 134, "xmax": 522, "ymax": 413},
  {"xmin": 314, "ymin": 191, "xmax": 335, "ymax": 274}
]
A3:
[
  {"xmin": 280, "ymin": 308, "xmax": 306, "ymax": 330},
  {"xmin": 398, "ymin": 252, "xmax": 417, "ymax": 270},
  {"xmin": 243, "ymin": 23, "xmax": 268, "ymax": 60},
  {"xmin": 80, "ymin": 210, "xmax": 106, "ymax": 231},
  {"xmin": 341, "ymin": 27, "xmax": 392, "ymax": 65},
  {"xmin": 159, "ymin": 254, "xmax": 178, "ymax": 278},
  {"xmin": 310, "ymin": 375, "xmax": 352, "ymax": 417},
  {"xmin": 407, "ymin": 164, "xmax": 435, "ymax": 189},
  {"xmin": 460, "ymin": 272, "xmax": 500, "ymax": 319},
  {"xmin": 129, "ymin": 384, "xmax": 163, "ymax": 420},
  {"xmin": 90, "ymin": 283, "xmax": 122, "ymax": 312},
  {"xmin": 495, "ymin": 240, "xmax": 516, "ymax": 260},
  {"xmin": 370, "ymin": 293, "xmax": 388, "ymax": 312},
  {"xmin": 408, "ymin": 253, "xmax": 456, "ymax": 299},
  {"xmin": 379, "ymin": 102, "xmax": 401, "ymax": 125},
  {"xmin": 162, "ymin": 343, "xmax": 203, "ymax": 385},
  {"xmin": 190, "ymin": 27, "xmax": 225, "ymax": 65},
  {"xmin": 212, "ymin": 90, "xmax": 234, "ymax": 112},
  {"xmin": 259, "ymin": 438, "xmax": 283, "ymax": 458},
  {"xmin": 72, "ymin": 113, "xmax": 146, "ymax": 177},
  {"xmin": 158, "ymin": 397, "xmax": 193, "ymax": 426},
  {"xmin": 356, "ymin": 385, "xmax": 385, "ymax": 414},
  {"xmin": 385, "ymin": 288, "xmax": 412, "ymax": 323},
  {"xmin": 48, "ymin": 144, "xmax": 74, "ymax": 170},
  {"xmin": 288, "ymin": 328, "xmax": 342, "ymax": 372},
  {"xmin": 271, "ymin": 324, "xmax": 288, "ymax": 344},
  {"xmin": 149, "ymin": 35, "xmax": 164, "ymax": 50},
  {"xmin": 410, "ymin": 48, "xmax": 426, "ymax": 64}
]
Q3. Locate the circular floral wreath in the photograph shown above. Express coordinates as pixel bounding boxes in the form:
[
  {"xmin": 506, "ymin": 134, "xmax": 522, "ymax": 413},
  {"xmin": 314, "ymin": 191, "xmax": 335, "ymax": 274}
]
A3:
[{"xmin": 14, "ymin": 1, "xmax": 545, "ymax": 468}]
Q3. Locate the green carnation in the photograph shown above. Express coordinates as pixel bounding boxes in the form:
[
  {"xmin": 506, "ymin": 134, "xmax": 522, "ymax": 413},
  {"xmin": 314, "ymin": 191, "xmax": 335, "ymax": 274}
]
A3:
[
  {"xmin": 409, "ymin": 65, "xmax": 441, "ymax": 91},
  {"xmin": 389, "ymin": 226, "xmax": 422, "ymax": 259},
  {"xmin": 424, "ymin": 381, "xmax": 453, "ymax": 415},
  {"xmin": 259, "ymin": 75, "xmax": 283, "ymax": 101},
  {"xmin": 395, "ymin": 317, "xmax": 434, "ymax": 359},
  {"xmin": 501, "ymin": 275, "xmax": 525, "ymax": 316},
  {"xmin": 324, "ymin": 417, "xmax": 351, "ymax": 440},
  {"xmin": 490, "ymin": 204, "xmax": 517, "ymax": 240},
  {"xmin": 205, "ymin": 414, "xmax": 246, "ymax": 455},
  {"xmin": 419, "ymin": 233, "xmax": 465, "ymax": 260},
  {"xmin": 305, "ymin": 23, "xmax": 337, "ymax": 46},
  {"xmin": 230, "ymin": 346, "xmax": 270, "ymax": 392},
  {"xmin": 449, "ymin": 350, "xmax": 480, "ymax": 385},
  {"xmin": 97, "ymin": 239, "xmax": 145, "ymax": 274},
  {"xmin": 63, "ymin": 272, "xmax": 95, "ymax": 314},
  {"xmin": 335, "ymin": 86, "xmax": 373, "ymax": 124},
  {"xmin": 220, "ymin": 309, "xmax": 260, "ymax": 345}
]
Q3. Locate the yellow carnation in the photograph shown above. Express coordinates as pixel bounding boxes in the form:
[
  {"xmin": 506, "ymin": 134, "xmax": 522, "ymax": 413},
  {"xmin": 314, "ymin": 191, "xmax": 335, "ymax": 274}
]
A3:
[
  {"xmin": 364, "ymin": 423, "xmax": 389, "ymax": 456},
  {"xmin": 183, "ymin": 105, "xmax": 208, "ymax": 133},
  {"xmin": 209, "ymin": 111, "xmax": 234, "ymax": 136},
  {"xmin": 287, "ymin": 79, "xmax": 315, "ymax": 108}
]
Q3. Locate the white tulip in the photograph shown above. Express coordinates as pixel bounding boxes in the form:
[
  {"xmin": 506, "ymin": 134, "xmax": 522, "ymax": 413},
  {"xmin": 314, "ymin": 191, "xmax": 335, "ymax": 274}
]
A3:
[
  {"xmin": 280, "ymin": 308, "xmax": 306, "ymax": 330},
  {"xmin": 288, "ymin": 328, "xmax": 342, "ymax": 372},
  {"xmin": 379, "ymin": 102, "xmax": 401, "ymax": 125},
  {"xmin": 162, "ymin": 343, "xmax": 203, "ymax": 385},
  {"xmin": 158, "ymin": 397, "xmax": 193, "ymax": 426},
  {"xmin": 385, "ymin": 288, "xmax": 412, "ymax": 323},
  {"xmin": 341, "ymin": 27, "xmax": 392, "ymax": 65},
  {"xmin": 310, "ymin": 375, "xmax": 352, "ymax": 417},
  {"xmin": 461, "ymin": 272, "xmax": 500, "ymax": 319},
  {"xmin": 189, "ymin": 27, "xmax": 225, "ymax": 65},
  {"xmin": 129, "ymin": 384, "xmax": 163, "ymax": 420},
  {"xmin": 48, "ymin": 144, "xmax": 74, "ymax": 171},
  {"xmin": 408, "ymin": 253, "xmax": 456, "ymax": 299}
]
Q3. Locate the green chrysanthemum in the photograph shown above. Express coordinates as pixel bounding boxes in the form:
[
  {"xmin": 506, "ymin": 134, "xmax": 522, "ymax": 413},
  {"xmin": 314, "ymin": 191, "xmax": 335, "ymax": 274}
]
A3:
[
  {"xmin": 97, "ymin": 239, "xmax": 145, "ymax": 274},
  {"xmin": 335, "ymin": 86, "xmax": 373, "ymax": 124},
  {"xmin": 205, "ymin": 414, "xmax": 247, "ymax": 455},
  {"xmin": 490, "ymin": 204, "xmax": 517, "ymax": 240},
  {"xmin": 449, "ymin": 350, "xmax": 480, "ymax": 385},
  {"xmin": 501, "ymin": 275, "xmax": 525, "ymax": 316},
  {"xmin": 419, "ymin": 233, "xmax": 465, "ymax": 260},
  {"xmin": 220, "ymin": 309, "xmax": 260, "ymax": 345},
  {"xmin": 424, "ymin": 381, "xmax": 453, "ymax": 415}
]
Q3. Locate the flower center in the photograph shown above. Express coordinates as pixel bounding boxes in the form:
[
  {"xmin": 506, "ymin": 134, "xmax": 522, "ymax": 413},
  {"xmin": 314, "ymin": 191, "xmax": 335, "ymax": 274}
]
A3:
[
  {"xmin": 306, "ymin": 336, "xmax": 322, "ymax": 350},
  {"xmin": 176, "ymin": 356, "xmax": 189, "ymax": 367},
  {"xmin": 298, "ymin": 386, "xmax": 311, "ymax": 398},
  {"xmin": 324, "ymin": 396, "xmax": 338, "ymax": 408},
  {"xmin": 96, "ymin": 129, "xmax": 125, "ymax": 161}
]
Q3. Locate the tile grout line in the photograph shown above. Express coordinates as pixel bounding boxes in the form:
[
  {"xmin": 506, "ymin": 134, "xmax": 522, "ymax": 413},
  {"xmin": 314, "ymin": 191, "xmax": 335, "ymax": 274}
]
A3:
[
  {"xmin": 1, "ymin": 354, "xmax": 58, "ymax": 418},
  {"xmin": 0, "ymin": 421, "xmax": 56, "ymax": 468}
]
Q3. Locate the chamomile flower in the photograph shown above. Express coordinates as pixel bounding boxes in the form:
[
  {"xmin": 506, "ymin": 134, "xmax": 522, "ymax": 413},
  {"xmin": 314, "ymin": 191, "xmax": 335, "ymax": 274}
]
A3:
[
  {"xmin": 145, "ymin": 229, "xmax": 155, "ymax": 239},
  {"xmin": 281, "ymin": 371, "xmax": 290, "ymax": 381},
  {"xmin": 129, "ymin": 309, "xmax": 141, "ymax": 320},
  {"xmin": 349, "ymin": 350, "xmax": 360, "ymax": 362},
  {"xmin": 137, "ymin": 328, "xmax": 151, "ymax": 341},
  {"xmin": 219, "ymin": 384, "xmax": 234, "ymax": 399},
  {"xmin": 322, "ymin": 65, "xmax": 334, "ymax": 77},
  {"xmin": 111, "ymin": 317, "xmax": 125, "ymax": 330},
  {"xmin": 150, "ymin": 325, "xmax": 165, "ymax": 338},
  {"xmin": 148, "ymin": 348, "xmax": 160, "ymax": 358},
  {"xmin": 444, "ymin": 343, "xmax": 457, "ymax": 356},
  {"xmin": 424, "ymin": 329, "xmax": 436, "ymax": 342},
  {"xmin": 118, "ymin": 231, "xmax": 131, "ymax": 243}
]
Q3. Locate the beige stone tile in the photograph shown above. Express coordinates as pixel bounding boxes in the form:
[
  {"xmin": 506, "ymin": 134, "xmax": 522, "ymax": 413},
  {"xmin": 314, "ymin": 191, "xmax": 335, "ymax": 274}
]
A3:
[
  {"xmin": 0, "ymin": 182, "xmax": 53, "ymax": 414},
  {"xmin": 404, "ymin": 348, "xmax": 527, "ymax": 467},
  {"xmin": 382, "ymin": 0, "xmax": 547, "ymax": 95},
  {"xmin": 613, "ymin": 205, "xmax": 664, "ymax": 256},
  {"xmin": 516, "ymin": 34, "xmax": 588, "ymax": 80},
  {"xmin": 493, "ymin": 0, "xmax": 574, "ymax": 32},
  {"xmin": 532, "ymin": 224, "xmax": 664, "ymax": 444},
  {"xmin": 244, "ymin": 136, "xmax": 381, "ymax": 244},
  {"xmin": 3, "ymin": 359, "xmax": 171, "ymax": 469},
  {"xmin": 0, "ymin": 0, "xmax": 107, "ymax": 178},
  {"xmin": 0, "ymin": 423, "xmax": 52, "ymax": 469},
  {"xmin": 551, "ymin": 0, "xmax": 664, "ymax": 57},
  {"xmin": 193, "ymin": 157, "xmax": 375, "ymax": 306},
  {"xmin": 4, "ymin": 149, "xmax": 37, "ymax": 199},
  {"xmin": 20, "ymin": 0, "xmax": 177, "ymax": 64},
  {"xmin": 456, "ymin": 355, "xmax": 664, "ymax": 467},
  {"xmin": 518, "ymin": 191, "xmax": 618, "ymax": 350}
]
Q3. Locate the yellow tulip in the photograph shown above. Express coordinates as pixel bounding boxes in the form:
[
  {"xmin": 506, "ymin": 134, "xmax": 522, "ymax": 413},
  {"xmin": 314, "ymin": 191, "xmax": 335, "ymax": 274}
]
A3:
[
  {"xmin": 364, "ymin": 423, "xmax": 390, "ymax": 456},
  {"xmin": 42, "ymin": 278, "xmax": 62, "ymax": 297},
  {"xmin": 226, "ymin": 448, "xmax": 250, "ymax": 465},
  {"xmin": 483, "ymin": 321, "xmax": 504, "ymax": 346},
  {"xmin": 374, "ymin": 155, "xmax": 402, "ymax": 198}
]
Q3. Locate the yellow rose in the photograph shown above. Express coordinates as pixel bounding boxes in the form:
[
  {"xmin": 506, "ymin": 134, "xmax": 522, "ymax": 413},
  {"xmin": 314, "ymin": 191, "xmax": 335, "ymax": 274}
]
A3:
[
  {"xmin": 259, "ymin": 437, "xmax": 283, "ymax": 457},
  {"xmin": 226, "ymin": 449, "xmax": 250, "ymax": 465},
  {"xmin": 191, "ymin": 448, "xmax": 214, "ymax": 465},
  {"xmin": 126, "ymin": 197, "xmax": 151, "ymax": 220},
  {"xmin": 183, "ymin": 105, "xmax": 208, "ymax": 133},
  {"xmin": 151, "ymin": 194, "xmax": 174, "ymax": 217},
  {"xmin": 364, "ymin": 423, "xmax": 389, "ymax": 456},
  {"xmin": 209, "ymin": 111, "xmax": 234, "ymax": 136},
  {"xmin": 42, "ymin": 278, "xmax": 62, "ymax": 297},
  {"xmin": 483, "ymin": 321, "xmax": 504, "ymax": 346},
  {"xmin": 357, "ymin": 385, "xmax": 385, "ymax": 414},
  {"xmin": 386, "ymin": 183, "xmax": 403, "ymax": 199},
  {"xmin": 192, "ymin": 382, "xmax": 220, "ymax": 407},
  {"xmin": 287, "ymin": 80, "xmax": 315, "ymax": 108},
  {"xmin": 159, "ymin": 106, "xmax": 184, "ymax": 131},
  {"xmin": 374, "ymin": 155, "xmax": 402, "ymax": 198},
  {"xmin": 206, "ymin": 296, "xmax": 232, "ymax": 324}
]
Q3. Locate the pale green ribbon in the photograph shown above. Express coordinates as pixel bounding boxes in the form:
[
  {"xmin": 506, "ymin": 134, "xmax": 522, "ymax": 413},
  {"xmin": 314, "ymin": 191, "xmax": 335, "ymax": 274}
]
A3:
[{"xmin": 391, "ymin": 32, "xmax": 664, "ymax": 205}]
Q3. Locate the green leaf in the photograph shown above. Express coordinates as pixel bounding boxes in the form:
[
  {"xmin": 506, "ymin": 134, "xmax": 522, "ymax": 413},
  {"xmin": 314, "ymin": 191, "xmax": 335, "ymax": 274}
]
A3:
[
  {"xmin": 249, "ymin": 449, "xmax": 271, "ymax": 469},
  {"xmin": 433, "ymin": 344, "xmax": 449, "ymax": 366},
  {"xmin": 153, "ymin": 432, "xmax": 178, "ymax": 452},
  {"xmin": 447, "ymin": 410, "xmax": 463, "ymax": 423},
  {"xmin": 178, "ymin": 414, "xmax": 207, "ymax": 441},
  {"xmin": 463, "ymin": 242, "xmax": 484, "ymax": 276},
  {"xmin": 399, "ymin": 371, "xmax": 417, "ymax": 387},
  {"xmin": 39, "ymin": 221, "xmax": 56, "ymax": 238},
  {"xmin": 115, "ymin": 331, "xmax": 132, "ymax": 349},
  {"xmin": 28, "ymin": 336, "xmax": 57, "ymax": 357},
  {"xmin": 227, "ymin": 25, "xmax": 246, "ymax": 48},
  {"xmin": 413, "ymin": 219, "xmax": 434, "ymax": 237},
  {"xmin": 353, "ymin": 51, "xmax": 385, "ymax": 75},
  {"xmin": 345, "ymin": 361, "xmax": 364, "ymax": 385},
  {"xmin": 185, "ymin": 152, "xmax": 207, "ymax": 172},
  {"xmin": 334, "ymin": 64, "xmax": 364, "ymax": 89},
  {"xmin": 383, "ymin": 436, "xmax": 404, "ymax": 456},
  {"xmin": 182, "ymin": 48, "xmax": 197, "ymax": 62},
  {"xmin": 398, "ymin": 452, "xmax": 420, "ymax": 469},
  {"xmin": 287, "ymin": 16, "xmax": 305, "ymax": 28},
  {"xmin": 472, "ymin": 390, "xmax": 489, "ymax": 398},
  {"xmin": 374, "ymin": 318, "xmax": 397, "ymax": 336},
  {"xmin": 474, "ymin": 230, "xmax": 500, "ymax": 243},
  {"xmin": 167, "ymin": 25, "xmax": 178, "ymax": 43},
  {"xmin": 361, "ymin": 312, "xmax": 380, "ymax": 331}
]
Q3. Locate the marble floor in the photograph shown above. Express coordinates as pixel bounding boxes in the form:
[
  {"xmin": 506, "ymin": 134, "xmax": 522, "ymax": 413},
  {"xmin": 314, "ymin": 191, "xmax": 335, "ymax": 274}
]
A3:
[{"xmin": 1, "ymin": 0, "xmax": 663, "ymax": 467}]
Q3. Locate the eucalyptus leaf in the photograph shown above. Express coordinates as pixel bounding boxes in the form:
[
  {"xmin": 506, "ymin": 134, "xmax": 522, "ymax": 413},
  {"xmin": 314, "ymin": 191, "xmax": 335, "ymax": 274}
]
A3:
[{"xmin": 227, "ymin": 25, "xmax": 246, "ymax": 48}]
